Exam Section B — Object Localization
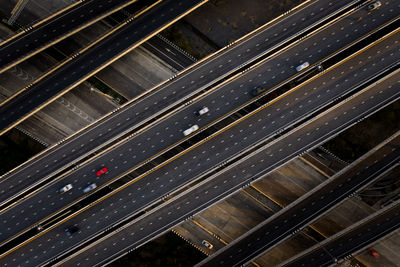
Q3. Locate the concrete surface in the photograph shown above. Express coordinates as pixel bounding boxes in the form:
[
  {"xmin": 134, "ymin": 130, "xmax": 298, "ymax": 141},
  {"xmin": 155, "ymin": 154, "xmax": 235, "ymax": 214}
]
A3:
[
  {"xmin": 96, "ymin": 46, "xmax": 174, "ymax": 99},
  {"xmin": 184, "ymin": 0, "xmax": 306, "ymax": 47},
  {"xmin": 173, "ymin": 155, "xmax": 329, "ymax": 258},
  {"xmin": 0, "ymin": 0, "xmax": 180, "ymax": 144}
]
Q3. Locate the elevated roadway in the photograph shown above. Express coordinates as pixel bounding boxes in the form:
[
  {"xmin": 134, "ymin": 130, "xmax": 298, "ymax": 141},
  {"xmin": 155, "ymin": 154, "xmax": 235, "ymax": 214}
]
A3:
[
  {"xmin": 0, "ymin": 0, "xmax": 383, "ymax": 213},
  {"xmin": 0, "ymin": 0, "xmax": 151, "ymax": 74},
  {"xmin": 280, "ymin": 201, "xmax": 400, "ymax": 267},
  {"xmin": 0, "ymin": 0, "xmax": 209, "ymax": 135},
  {"xmin": 198, "ymin": 130, "xmax": 400, "ymax": 267},
  {"xmin": 1, "ymin": 16, "xmax": 400, "ymax": 265},
  {"xmin": 0, "ymin": 0, "xmax": 394, "ymax": 246},
  {"xmin": 58, "ymin": 64, "xmax": 400, "ymax": 267},
  {"xmin": 143, "ymin": 35, "xmax": 197, "ymax": 71}
]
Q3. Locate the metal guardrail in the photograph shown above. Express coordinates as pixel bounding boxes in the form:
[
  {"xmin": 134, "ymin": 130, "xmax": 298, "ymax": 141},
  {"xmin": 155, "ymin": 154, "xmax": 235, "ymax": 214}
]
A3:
[
  {"xmin": 6, "ymin": 18, "xmax": 400, "ymax": 264},
  {"xmin": 196, "ymin": 78, "xmax": 400, "ymax": 267},
  {"xmin": 1, "ymin": 1, "xmax": 396, "ymax": 256},
  {"xmin": 65, "ymin": 72, "xmax": 400, "ymax": 267},
  {"xmin": 0, "ymin": 0, "xmax": 146, "ymax": 74},
  {"xmin": 0, "ymin": 0, "xmax": 367, "ymax": 214},
  {"xmin": 279, "ymin": 200, "xmax": 400, "ymax": 266}
]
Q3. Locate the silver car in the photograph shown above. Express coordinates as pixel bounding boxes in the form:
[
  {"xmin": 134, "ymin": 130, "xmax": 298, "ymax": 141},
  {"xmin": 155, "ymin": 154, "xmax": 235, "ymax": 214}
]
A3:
[
  {"xmin": 202, "ymin": 240, "xmax": 213, "ymax": 249},
  {"xmin": 296, "ymin": 62, "xmax": 310, "ymax": 72},
  {"xmin": 196, "ymin": 107, "xmax": 209, "ymax": 116},
  {"xmin": 83, "ymin": 183, "xmax": 97, "ymax": 193},
  {"xmin": 59, "ymin": 184, "xmax": 73, "ymax": 194},
  {"xmin": 183, "ymin": 125, "xmax": 199, "ymax": 136}
]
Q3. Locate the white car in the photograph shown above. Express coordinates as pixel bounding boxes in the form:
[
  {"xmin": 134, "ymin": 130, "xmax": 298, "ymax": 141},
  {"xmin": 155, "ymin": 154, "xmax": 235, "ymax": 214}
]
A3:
[
  {"xmin": 196, "ymin": 107, "xmax": 209, "ymax": 116},
  {"xmin": 59, "ymin": 184, "xmax": 73, "ymax": 194},
  {"xmin": 296, "ymin": 62, "xmax": 310, "ymax": 72},
  {"xmin": 368, "ymin": 1, "xmax": 381, "ymax": 10},
  {"xmin": 183, "ymin": 125, "xmax": 199, "ymax": 136},
  {"xmin": 83, "ymin": 183, "xmax": 97, "ymax": 193},
  {"xmin": 202, "ymin": 240, "xmax": 213, "ymax": 249}
]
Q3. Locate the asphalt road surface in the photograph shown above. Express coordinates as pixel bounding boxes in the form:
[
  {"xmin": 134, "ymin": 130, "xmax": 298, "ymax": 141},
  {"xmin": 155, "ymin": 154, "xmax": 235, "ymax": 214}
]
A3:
[
  {"xmin": 2, "ymin": 20, "xmax": 400, "ymax": 266},
  {"xmin": 143, "ymin": 35, "xmax": 197, "ymax": 71},
  {"xmin": 60, "ymin": 66, "xmax": 400, "ymax": 266},
  {"xmin": 0, "ymin": 0, "xmax": 208, "ymax": 134},
  {"xmin": 198, "ymin": 130, "xmax": 400, "ymax": 267},
  {"xmin": 0, "ymin": 0, "xmax": 396, "ymax": 246},
  {"xmin": 0, "ymin": 0, "xmax": 389, "ymax": 209},
  {"xmin": 281, "ymin": 202, "xmax": 400, "ymax": 267},
  {"xmin": 0, "ymin": 0, "xmax": 140, "ymax": 73}
]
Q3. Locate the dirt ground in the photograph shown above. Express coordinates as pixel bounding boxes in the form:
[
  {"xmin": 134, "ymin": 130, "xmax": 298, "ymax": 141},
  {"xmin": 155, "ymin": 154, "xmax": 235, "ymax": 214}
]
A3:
[
  {"xmin": 162, "ymin": 0, "xmax": 305, "ymax": 59},
  {"xmin": 324, "ymin": 100, "xmax": 400, "ymax": 163}
]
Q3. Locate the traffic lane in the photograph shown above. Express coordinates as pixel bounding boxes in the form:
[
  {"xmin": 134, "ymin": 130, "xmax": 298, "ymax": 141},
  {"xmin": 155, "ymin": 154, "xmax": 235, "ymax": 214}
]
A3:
[
  {"xmin": 283, "ymin": 203, "xmax": 400, "ymax": 267},
  {"xmin": 0, "ymin": 0, "xmax": 135, "ymax": 70},
  {"xmin": 0, "ymin": 0, "xmax": 392, "ymax": 213},
  {"xmin": 2, "ymin": 22, "xmax": 398, "ymax": 247},
  {"xmin": 7, "ymin": 31, "xmax": 400, "ymax": 265},
  {"xmin": 200, "ymin": 136, "xmax": 400, "ymax": 266},
  {"xmin": 143, "ymin": 35, "xmax": 196, "ymax": 70},
  {"xmin": 0, "ymin": 0, "xmax": 207, "ymax": 202},
  {"xmin": 0, "ymin": 1, "xmax": 46, "ymax": 27},
  {"xmin": 0, "ymin": 0, "xmax": 354, "ymax": 201},
  {"xmin": 61, "ymin": 72, "xmax": 400, "ymax": 267},
  {"xmin": 0, "ymin": 0, "xmax": 207, "ymax": 131}
]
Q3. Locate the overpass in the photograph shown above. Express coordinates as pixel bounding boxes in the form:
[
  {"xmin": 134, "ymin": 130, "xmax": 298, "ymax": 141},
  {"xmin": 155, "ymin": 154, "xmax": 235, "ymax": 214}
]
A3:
[
  {"xmin": 0, "ymin": 0, "xmax": 393, "ymax": 247},
  {"xmin": 0, "ymin": 0, "xmax": 152, "ymax": 74},
  {"xmin": 197, "ymin": 130, "xmax": 400, "ymax": 266},
  {"xmin": 1, "ymin": 12, "xmax": 399, "ymax": 264},
  {"xmin": 54, "ymin": 64, "xmax": 400, "ymax": 267},
  {"xmin": 0, "ymin": 0, "xmax": 363, "ymax": 212},
  {"xmin": 0, "ymin": 0, "xmax": 209, "ymax": 136},
  {"xmin": 280, "ymin": 201, "xmax": 400, "ymax": 267}
]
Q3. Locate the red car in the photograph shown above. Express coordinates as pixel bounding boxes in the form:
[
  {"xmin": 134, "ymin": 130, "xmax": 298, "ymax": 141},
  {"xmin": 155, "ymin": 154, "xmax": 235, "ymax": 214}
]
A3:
[
  {"xmin": 367, "ymin": 249, "xmax": 380, "ymax": 259},
  {"xmin": 96, "ymin": 167, "xmax": 108, "ymax": 177}
]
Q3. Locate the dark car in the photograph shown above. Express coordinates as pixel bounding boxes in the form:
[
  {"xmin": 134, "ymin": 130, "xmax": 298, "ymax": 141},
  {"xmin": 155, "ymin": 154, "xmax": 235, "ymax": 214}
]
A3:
[
  {"xmin": 65, "ymin": 226, "xmax": 79, "ymax": 236},
  {"xmin": 368, "ymin": 1, "xmax": 381, "ymax": 10},
  {"xmin": 251, "ymin": 87, "xmax": 266, "ymax": 96}
]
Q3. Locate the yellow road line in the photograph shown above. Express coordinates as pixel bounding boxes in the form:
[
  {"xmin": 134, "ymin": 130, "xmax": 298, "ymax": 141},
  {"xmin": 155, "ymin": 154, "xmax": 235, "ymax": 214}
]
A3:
[
  {"xmin": 3, "ymin": 21, "xmax": 398, "ymax": 256},
  {"xmin": 0, "ymin": 0, "xmax": 145, "ymax": 99},
  {"xmin": 192, "ymin": 219, "xmax": 228, "ymax": 245},
  {"xmin": 2, "ymin": 1, "xmax": 83, "ymax": 47},
  {"xmin": 308, "ymin": 225, "xmax": 370, "ymax": 267},
  {"xmin": 300, "ymin": 157, "xmax": 331, "ymax": 178},
  {"xmin": 0, "ymin": 0, "xmax": 373, "ymax": 178},
  {"xmin": 0, "ymin": 0, "xmax": 142, "ymax": 75},
  {"xmin": 0, "ymin": 0, "xmax": 208, "ymax": 136},
  {"xmin": 250, "ymin": 184, "xmax": 285, "ymax": 208},
  {"xmin": 10, "ymin": 0, "xmax": 25, "ymax": 15},
  {"xmin": 242, "ymin": 189, "xmax": 273, "ymax": 210},
  {"xmin": 1, "ymin": 7, "xmax": 398, "ymax": 258}
]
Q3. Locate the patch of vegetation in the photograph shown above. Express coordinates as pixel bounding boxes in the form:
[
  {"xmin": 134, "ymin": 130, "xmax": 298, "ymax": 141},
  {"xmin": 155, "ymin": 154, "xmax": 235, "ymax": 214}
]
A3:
[
  {"xmin": 0, "ymin": 129, "xmax": 44, "ymax": 175},
  {"xmin": 109, "ymin": 232, "xmax": 205, "ymax": 267},
  {"xmin": 88, "ymin": 77, "xmax": 128, "ymax": 105},
  {"xmin": 323, "ymin": 100, "xmax": 400, "ymax": 162}
]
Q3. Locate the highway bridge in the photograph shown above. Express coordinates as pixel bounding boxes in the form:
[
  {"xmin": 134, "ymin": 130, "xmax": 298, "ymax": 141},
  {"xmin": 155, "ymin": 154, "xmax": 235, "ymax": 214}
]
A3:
[
  {"xmin": 0, "ymin": 0, "xmax": 209, "ymax": 136},
  {"xmin": 0, "ymin": 0, "xmax": 399, "ymax": 265},
  {"xmin": 55, "ymin": 72, "xmax": 400, "ymax": 267},
  {"xmin": 0, "ymin": 0, "xmax": 361, "ymax": 212},
  {"xmin": 3, "ymin": 7, "xmax": 397, "ymax": 266},
  {"xmin": 0, "ymin": 0, "xmax": 153, "ymax": 74},
  {"xmin": 280, "ymin": 201, "xmax": 400, "ymax": 267},
  {"xmin": 198, "ymin": 130, "xmax": 400, "ymax": 266},
  {"xmin": 1, "ymin": 0, "xmax": 394, "ymax": 245}
]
